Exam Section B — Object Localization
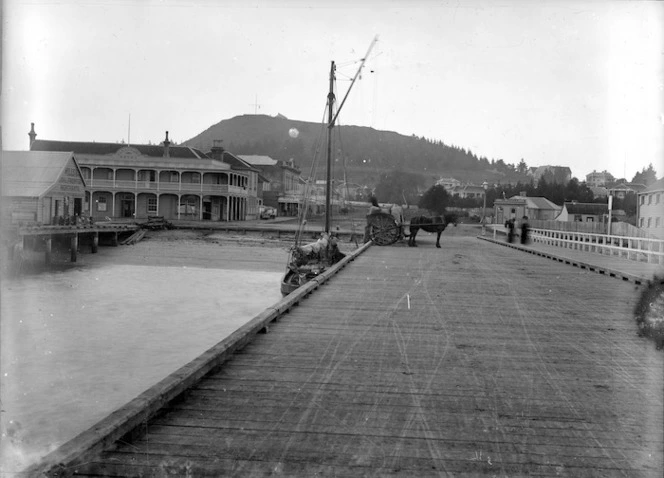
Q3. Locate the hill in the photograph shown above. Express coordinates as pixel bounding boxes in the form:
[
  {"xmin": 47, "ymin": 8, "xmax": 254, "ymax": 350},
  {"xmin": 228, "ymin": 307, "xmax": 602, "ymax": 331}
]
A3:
[{"xmin": 183, "ymin": 114, "xmax": 530, "ymax": 187}]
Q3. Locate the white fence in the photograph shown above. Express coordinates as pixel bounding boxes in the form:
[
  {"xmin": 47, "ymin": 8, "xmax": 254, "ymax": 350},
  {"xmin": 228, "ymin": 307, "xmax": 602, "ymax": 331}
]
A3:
[{"xmin": 530, "ymin": 228, "xmax": 664, "ymax": 265}]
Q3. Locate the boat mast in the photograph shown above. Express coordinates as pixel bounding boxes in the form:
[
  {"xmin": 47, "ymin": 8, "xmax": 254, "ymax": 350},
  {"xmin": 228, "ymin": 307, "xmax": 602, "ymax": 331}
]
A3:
[
  {"xmin": 325, "ymin": 60, "xmax": 335, "ymax": 234},
  {"xmin": 324, "ymin": 36, "xmax": 378, "ymax": 234}
]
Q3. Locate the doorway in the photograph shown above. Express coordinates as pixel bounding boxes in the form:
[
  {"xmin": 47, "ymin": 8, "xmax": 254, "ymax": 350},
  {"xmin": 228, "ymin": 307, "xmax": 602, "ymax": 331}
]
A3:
[{"xmin": 121, "ymin": 199, "xmax": 134, "ymax": 218}]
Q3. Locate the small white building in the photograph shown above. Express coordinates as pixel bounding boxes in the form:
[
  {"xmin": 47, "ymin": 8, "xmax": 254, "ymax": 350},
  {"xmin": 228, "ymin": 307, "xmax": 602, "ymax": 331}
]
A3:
[
  {"xmin": 435, "ymin": 177, "xmax": 461, "ymax": 190},
  {"xmin": 1, "ymin": 150, "xmax": 86, "ymax": 226}
]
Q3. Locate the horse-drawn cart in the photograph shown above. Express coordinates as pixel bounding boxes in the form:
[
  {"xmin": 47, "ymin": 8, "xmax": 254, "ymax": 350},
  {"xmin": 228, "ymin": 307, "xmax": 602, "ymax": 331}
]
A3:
[
  {"xmin": 366, "ymin": 209, "xmax": 452, "ymax": 248},
  {"xmin": 366, "ymin": 212, "xmax": 403, "ymax": 246}
]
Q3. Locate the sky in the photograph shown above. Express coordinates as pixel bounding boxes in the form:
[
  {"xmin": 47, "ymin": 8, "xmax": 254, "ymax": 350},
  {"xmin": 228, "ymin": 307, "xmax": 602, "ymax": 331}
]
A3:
[{"xmin": 2, "ymin": 0, "xmax": 663, "ymax": 182}]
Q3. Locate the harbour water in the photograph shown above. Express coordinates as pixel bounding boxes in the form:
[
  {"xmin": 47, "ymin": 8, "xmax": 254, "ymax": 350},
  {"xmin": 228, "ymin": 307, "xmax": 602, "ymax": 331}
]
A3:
[{"xmin": 0, "ymin": 262, "xmax": 283, "ymax": 473}]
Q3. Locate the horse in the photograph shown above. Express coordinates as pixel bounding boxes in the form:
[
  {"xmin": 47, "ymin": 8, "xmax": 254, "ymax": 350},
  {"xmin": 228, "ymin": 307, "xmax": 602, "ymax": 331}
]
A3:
[{"xmin": 405, "ymin": 215, "xmax": 447, "ymax": 248}]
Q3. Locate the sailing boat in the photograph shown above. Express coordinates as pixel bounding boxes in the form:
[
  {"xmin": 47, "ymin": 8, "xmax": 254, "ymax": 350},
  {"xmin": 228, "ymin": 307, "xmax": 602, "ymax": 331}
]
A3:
[{"xmin": 281, "ymin": 38, "xmax": 377, "ymax": 296}]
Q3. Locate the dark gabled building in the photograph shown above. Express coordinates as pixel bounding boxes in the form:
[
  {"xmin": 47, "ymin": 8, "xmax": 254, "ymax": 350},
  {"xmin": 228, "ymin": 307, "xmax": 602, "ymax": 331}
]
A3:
[
  {"xmin": 238, "ymin": 155, "xmax": 303, "ymax": 216},
  {"xmin": 556, "ymin": 201, "xmax": 610, "ymax": 223}
]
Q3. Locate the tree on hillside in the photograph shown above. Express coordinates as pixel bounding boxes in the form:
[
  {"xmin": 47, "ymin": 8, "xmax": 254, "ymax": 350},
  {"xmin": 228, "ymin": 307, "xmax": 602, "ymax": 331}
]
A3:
[
  {"xmin": 418, "ymin": 185, "xmax": 449, "ymax": 215},
  {"xmin": 632, "ymin": 164, "xmax": 658, "ymax": 186},
  {"xmin": 374, "ymin": 170, "xmax": 422, "ymax": 205},
  {"xmin": 517, "ymin": 158, "xmax": 528, "ymax": 174}
]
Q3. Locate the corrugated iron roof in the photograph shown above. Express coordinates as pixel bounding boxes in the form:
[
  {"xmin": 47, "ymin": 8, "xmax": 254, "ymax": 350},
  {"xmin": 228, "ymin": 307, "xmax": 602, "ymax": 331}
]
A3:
[
  {"xmin": 564, "ymin": 202, "xmax": 608, "ymax": 215},
  {"xmin": 642, "ymin": 178, "xmax": 664, "ymax": 193},
  {"xmin": 31, "ymin": 139, "xmax": 208, "ymax": 159},
  {"xmin": 1, "ymin": 150, "xmax": 79, "ymax": 197},
  {"xmin": 238, "ymin": 155, "xmax": 278, "ymax": 166},
  {"xmin": 218, "ymin": 152, "xmax": 259, "ymax": 172},
  {"xmin": 526, "ymin": 196, "xmax": 560, "ymax": 210},
  {"xmin": 497, "ymin": 195, "xmax": 560, "ymax": 210}
]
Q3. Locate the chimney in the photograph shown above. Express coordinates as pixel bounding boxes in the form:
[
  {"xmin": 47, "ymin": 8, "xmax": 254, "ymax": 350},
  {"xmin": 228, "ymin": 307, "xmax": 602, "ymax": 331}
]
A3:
[
  {"xmin": 29, "ymin": 122, "xmax": 37, "ymax": 149},
  {"xmin": 163, "ymin": 131, "xmax": 171, "ymax": 157},
  {"xmin": 210, "ymin": 139, "xmax": 225, "ymax": 160}
]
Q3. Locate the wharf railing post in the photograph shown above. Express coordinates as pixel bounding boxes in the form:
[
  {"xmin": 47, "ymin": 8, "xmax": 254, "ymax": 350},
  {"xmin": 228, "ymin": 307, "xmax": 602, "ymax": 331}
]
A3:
[
  {"xmin": 70, "ymin": 234, "xmax": 78, "ymax": 263},
  {"xmin": 45, "ymin": 237, "xmax": 52, "ymax": 266}
]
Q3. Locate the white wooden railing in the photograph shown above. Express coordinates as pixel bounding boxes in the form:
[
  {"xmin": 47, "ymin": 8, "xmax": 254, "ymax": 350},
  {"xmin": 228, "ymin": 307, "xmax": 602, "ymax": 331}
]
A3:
[
  {"xmin": 488, "ymin": 225, "xmax": 664, "ymax": 265},
  {"xmin": 530, "ymin": 228, "xmax": 664, "ymax": 265}
]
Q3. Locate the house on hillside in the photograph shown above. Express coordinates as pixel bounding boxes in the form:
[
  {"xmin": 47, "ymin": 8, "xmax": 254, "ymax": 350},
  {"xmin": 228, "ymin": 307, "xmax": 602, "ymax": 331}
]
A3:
[
  {"xmin": 449, "ymin": 184, "xmax": 486, "ymax": 200},
  {"xmin": 239, "ymin": 155, "xmax": 303, "ymax": 216},
  {"xmin": 607, "ymin": 183, "xmax": 640, "ymax": 200},
  {"xmin": 589, "ymin": 186, "xmax": 608, "ymax": 198},
  {"xmin": 637, "ymin": 178, "xmax": 664, "ymax": 238},
  {"xmin": 585, "ymin": 170, "xmax": 614, "ymax": 187},
  {"xmin": 528, "ymin": 165, "xmax": 572, "ymax": 184},
  {"xmin": 435, "ymin": 177, "xmax": 461, "ymax": 191},
  {"xmin": 493, "ymin": 193, "xmax": 561, "ymax": 224},
  {"xmin": 30, "ymin": 125, "xmax": 253, "ymax": 222},
  {"xmin": 1, "ymin": 150, "xmax": 86, "ymax": 226}
]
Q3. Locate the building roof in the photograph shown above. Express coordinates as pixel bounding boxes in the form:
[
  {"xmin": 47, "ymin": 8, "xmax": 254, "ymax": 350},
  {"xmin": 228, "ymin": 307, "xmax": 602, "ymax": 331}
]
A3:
[
  {"xmin": 626, "ymin": 182, "xmax": 647, "ymax": 192},
  {"xmin": 238, "ymin": 155, "xmax": 278, "ymax": 166},
  {"xmin": 1, "ymin": 150, "xmax": 82, "ymax": 197},
  {"xmin": 216, "ymin": 152, "xmax": 260, "ymax": 172},
  {"xmin": 526, "ymin": 196, "xmax": 560, "ymax": 210},
  {"xmin": 31, "ymin": 139, "xmax": 208, "ymax": 159},
  {"xmin": 607, "ymin": 183, "xmax": 634, "ymax": 192},
  {"xmin": 641, "ymin": 178, "xmax": 664, "ymax": 193},
  {"xmin": 563, "ymin": 202, "xmax": 609, "ymax": 215},
  {"xmin": 590, "ymin": 186, "xmax": 608, "ymax": 197},
  {"xmin": 496, "ymin": 195, "xmax": 560, "ymax": 210}
]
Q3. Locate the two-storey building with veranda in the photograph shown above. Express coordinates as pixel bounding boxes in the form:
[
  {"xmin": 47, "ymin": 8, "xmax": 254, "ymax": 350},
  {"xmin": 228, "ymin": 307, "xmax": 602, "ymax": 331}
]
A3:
[
  {"xmin": 239, "ymin": 155, "xmax": 303, "ymax": 216},
  {"xmin": 637, "ymin": 178, "xmax": 664, "ymax": 238},
  {"xmin": 29, "ymin": 126, "xmax": 254, "ymax": 222}
]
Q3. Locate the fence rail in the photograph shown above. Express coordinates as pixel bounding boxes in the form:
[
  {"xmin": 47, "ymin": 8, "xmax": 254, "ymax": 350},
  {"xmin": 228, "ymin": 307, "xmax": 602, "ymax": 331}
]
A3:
[{"xmin": 530, "ymin": 227, "xmax": 664, "ymax": 265}]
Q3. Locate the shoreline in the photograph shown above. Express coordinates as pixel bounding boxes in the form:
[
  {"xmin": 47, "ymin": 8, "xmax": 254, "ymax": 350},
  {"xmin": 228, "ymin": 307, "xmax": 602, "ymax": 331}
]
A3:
[{"xmin": 5, "ymin": 226, "xmax": 369, "ymax": 276}]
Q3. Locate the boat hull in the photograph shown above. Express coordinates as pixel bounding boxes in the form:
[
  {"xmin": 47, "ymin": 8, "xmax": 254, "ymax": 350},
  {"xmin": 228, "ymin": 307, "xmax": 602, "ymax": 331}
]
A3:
[{"xmin": 281, "ymin": 269, "xmax": 301, "ymax": 296}]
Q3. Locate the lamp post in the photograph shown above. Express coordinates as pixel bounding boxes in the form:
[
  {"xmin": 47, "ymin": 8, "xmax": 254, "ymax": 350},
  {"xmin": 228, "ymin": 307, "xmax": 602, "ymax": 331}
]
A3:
[{"xmin": 482, "ymin": 181, "xmax": 488, "ymax": 235}]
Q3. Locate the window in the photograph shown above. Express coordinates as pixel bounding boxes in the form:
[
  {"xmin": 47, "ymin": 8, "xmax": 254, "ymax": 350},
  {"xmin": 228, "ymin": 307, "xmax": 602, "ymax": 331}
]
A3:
[
  {"xmin": 97, "ymin": 196, "xmax": 107, "ymax": 212},
  {"xmin": 640, "ymin": 196, "xmax": 645, "ymax": 205},
  {"xmin": 657, "ymin": 217, "xmax": 661, "ymax": 228},
  {"xmin": 170, "ymin": 172, "xmax": 178, "ymax": 182},
  {"xmin": 640, "ymin": 217, "xmax": 644, "ymax": 227},
  {"xmin": 147, "ymin": 197, "xmax": 157, "ymax": 214},
  {"xmin": 647, "ymin": 217, "xmax": 652, "ymax": 227},
  {"xmin": 192, "ymin": 173, "xmax": 201, "ymax": 183},
  {"xmin": 648, "ymin": 195, "xmax": 652, "ymax": 205},
  {"xmin": 657, "ymin": 193, "xmax": 661, "ymax": 204},
  {"xmin": 139, "ymin": 170, "xmax": 156, "ymax": 182}
]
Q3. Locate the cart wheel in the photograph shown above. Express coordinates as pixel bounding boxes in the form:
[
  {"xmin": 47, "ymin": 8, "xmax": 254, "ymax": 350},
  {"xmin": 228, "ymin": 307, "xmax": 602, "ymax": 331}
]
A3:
[{"xmin": 369, "ymin": 213, "xmax": 401, "ymax": 246}]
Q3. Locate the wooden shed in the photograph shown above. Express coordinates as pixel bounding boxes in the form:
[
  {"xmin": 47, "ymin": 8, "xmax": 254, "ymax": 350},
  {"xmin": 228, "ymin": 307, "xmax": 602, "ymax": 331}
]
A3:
[
  {"xmin": 1, "ymin": 150, "xmax": 86, "ymax": 226},
  {"xmin": 555, "ymin": 201, "xmax": 609, "ymax": 223}
]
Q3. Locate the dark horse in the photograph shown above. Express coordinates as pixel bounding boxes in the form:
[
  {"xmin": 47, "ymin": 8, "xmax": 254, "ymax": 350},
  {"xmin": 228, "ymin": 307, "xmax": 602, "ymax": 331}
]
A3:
[{"xmin": 405, "ymin": 215, "xmax": 448, "ymax": 248}]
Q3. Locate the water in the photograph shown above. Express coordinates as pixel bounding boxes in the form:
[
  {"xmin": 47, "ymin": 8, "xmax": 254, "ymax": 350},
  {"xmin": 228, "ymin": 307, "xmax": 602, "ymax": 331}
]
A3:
[{"xmin": 0, "ymin": 263, "xmax": 283, "ymax": 473}]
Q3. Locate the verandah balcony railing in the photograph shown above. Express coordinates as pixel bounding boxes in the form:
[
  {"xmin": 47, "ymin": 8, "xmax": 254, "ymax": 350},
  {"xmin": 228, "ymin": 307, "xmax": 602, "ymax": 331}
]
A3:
[{"xmin": 87, "ymin": 178, "xmax": 243, "ymax": 195}]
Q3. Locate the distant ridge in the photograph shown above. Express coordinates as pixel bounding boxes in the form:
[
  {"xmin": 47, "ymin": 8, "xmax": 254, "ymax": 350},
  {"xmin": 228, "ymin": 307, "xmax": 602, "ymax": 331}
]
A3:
[{"xmin": 183, "ymin": 114, "xmax": 529, "ymax": 185}]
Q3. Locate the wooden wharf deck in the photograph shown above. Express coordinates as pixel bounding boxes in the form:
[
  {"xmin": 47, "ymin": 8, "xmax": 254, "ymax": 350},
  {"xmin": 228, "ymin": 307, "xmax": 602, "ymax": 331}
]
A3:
[
  {"xmin": 480, "ymin": 234, "xmax": 664, "ymax": 285},
  {"xmin": 28, "ymin": 229, "xmax": 663, "ymax": 477}
]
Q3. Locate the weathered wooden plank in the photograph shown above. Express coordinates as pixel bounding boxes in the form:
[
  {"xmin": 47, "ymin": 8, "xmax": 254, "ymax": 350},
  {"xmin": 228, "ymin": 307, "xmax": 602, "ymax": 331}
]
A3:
[
  {"xmin": 51, "ymin": 233, "xmax": 664, "ymax": 477},
  {"xmin": 76, "ymin": 438, "xmax": 646, "ymax": 478}
]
